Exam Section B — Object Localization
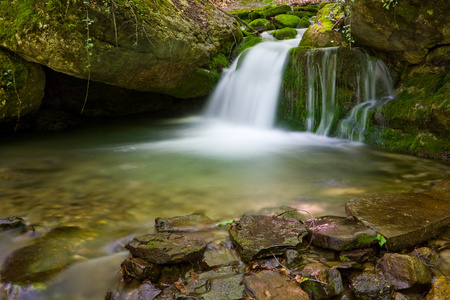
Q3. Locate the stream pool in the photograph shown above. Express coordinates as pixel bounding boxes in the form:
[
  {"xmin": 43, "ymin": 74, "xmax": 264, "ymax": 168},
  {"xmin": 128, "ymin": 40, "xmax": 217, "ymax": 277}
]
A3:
[{"xmin": 0, "ymin": 115, "xmax": 449, "ymax": 299}]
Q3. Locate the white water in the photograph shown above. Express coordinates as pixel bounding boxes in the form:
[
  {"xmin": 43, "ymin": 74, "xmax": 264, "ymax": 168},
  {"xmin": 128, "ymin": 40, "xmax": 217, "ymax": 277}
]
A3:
[{"xmin": 204, "ymin": 29, "xmax": 306, "ymax": 128}]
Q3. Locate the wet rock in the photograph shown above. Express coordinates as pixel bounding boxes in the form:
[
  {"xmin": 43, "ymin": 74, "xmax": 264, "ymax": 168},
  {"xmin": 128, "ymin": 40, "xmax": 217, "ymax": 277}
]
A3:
[
  {"xmin": 298, "ymin": 262, "xmax": 344, "ymax": 299},
  {"xmin": 229, "ymin": 214, "xmax": 307, "ymax": 262},
  {"xmin": 346, "ymin": 193, "xmax": 450, "ymax": 250},
  {"xmin": 202, "ymin": 243, "xmax": 240, "ymax": 268},
  {"xmin": 284, "ymin": 249, "xmax": 305, "ymax": 269},
  {"xmin": 0, "ymin": 240, "xmax": 72, "ymax": 284},
  {"xmin": 158, "ymin": 264, "xmax": 192, "ymax": 288},
  {"xmin": 155, "ymin": 213, "xmax": 215, "ymax": 233},
  {"xmin": 340, "ymin": 248, "xmax": 376, "ymax": 263},
  {"xmin": 305, "ymin": 216, "xmax": 378, "ymax": 251},
  {"xmin": 184, "ymin": 266, "xmax": 244, "ymax": 299},
  {"xmin": 121, "ymin": 258, "xmax": 161, "ymax": 282},
  {"xmin": 127, "ymin": 281, "xmax": 161, "ymax": 300},
  {"xmin": 423, "ymin": 176, "xmax": 450, "ymax": 203},
  {"xmin": 125, "ymin": 231, "xmax": 214, "ymax": 264},
  {"xmin": 376, "ymin": 253, "xmax": 434, "ymax": 290},
  {"xmin": 244, "ymin": 270, "xmax": 309, "ymax": 300},
  {"xmin": 425, "ymin": 276, "xmax": 450, "ymax": 300},
  {"xmin": 350, "ymin": 272, "xmax": 394, "ymax": 300},
  {"xmin": 394, "ymin": 292, "xmax": 410, "ymax": 300},
  {"xmin": 0, "ymin": 216, "xmax": 26, "ymax": 231}
]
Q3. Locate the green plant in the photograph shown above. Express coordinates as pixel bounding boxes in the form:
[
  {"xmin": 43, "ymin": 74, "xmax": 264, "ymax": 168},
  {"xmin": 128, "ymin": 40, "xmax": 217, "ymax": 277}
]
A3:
[
  {"xmin": 377, "ymin": 233, "xmax": 387, "ymax": 247},
  {"xmin": 2, "ymin": 58, "xmax": 22, "ymax": 130},
  {"xmin": 330, "ymin": 0, "xmax": 355, "ymax": 48},
  {"xmin": 382, "ymin": 0, "xmax": 397, "ymax": 10}
]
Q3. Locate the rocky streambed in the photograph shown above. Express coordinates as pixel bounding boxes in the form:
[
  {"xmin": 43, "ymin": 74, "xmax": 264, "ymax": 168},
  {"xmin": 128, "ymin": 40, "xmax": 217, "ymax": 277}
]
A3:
[{"xmin": 1, "ymin": 177, "xmax": 449, "ymax": 300}]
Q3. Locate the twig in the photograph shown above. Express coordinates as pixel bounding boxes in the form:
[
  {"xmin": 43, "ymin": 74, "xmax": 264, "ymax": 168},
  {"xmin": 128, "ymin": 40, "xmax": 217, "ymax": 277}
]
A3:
[
  {"xmin": 331, "ymin": 15, "xmax": 344, "ymax": 31},
  {"xmin": 6, "ymin": 57, "xmax": 22, "ymax": 131}
]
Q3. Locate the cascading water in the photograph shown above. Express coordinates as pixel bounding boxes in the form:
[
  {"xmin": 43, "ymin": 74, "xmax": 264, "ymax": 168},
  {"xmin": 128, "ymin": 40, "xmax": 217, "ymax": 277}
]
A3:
[{"xmin": 204, "ymin": 30, "xmax": 306, "ymax": 128}]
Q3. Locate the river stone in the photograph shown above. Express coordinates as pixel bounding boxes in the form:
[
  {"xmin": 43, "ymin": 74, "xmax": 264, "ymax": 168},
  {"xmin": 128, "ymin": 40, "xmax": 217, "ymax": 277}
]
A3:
[
  {"xmin": 125, "ymin": 231, "xmax": 214, "ymax": 264},
  {"xmin": 155, "ymin": 213, "xmax": 215, "ymax": 233},
  {"xmin": 121, "ymin": 257, "xmax": 161, "ymax": 282},
  {"xmin": 0, "ymin": 240, "xmax": 72, "ymax": 284},
  {"xmin": 305, "ymin": 216, "xmax": 378, "ymax": 251},
  {"xmin": 229, "ymin": 214, "xmax": 307, "ymax": 263},
  {"xmin": 345, "ymin": 193, "xmax": 450, "ymax": 251},
  {"xmin": 202, "ymin": 244, "xmax": 240, "ymax": 268},
  {"xmin": 375, "ymin": 253, "xmax": 433, "ymax": 290},
  {"xmin": 0, "ymin": 216, "xmax": 26, "ymax": 231},
  {"xmin": 298, "ymin": 262, "xmax": 344, "ymax": 299},
  {"xmin": 423, "ymin": 176, "xmax": 450, "ymax": 203},
  {"xmin": 244, "ymin": 270, "xmax": 309, "ymax": 300},
  {"xmin": 0, "ymin": 0, "xmax": 240, "ymax": 98},
  {"xmin": 340, "ymin": 248, "xmax": 377, "ymax": 263},
  {"xmin": 127, "ymin": 281, "xmax": 161, "ymax": 300},
  {"xmin": 184, "ymin": 266, "xmax": 244, "ymax": 299},
  {"xmin": 350, "ymin": 272, "xmax": 394, "ymax": 300},
  {"xmin": 425, "ymin": 276, "xmax": 450, "ymax": 300}
]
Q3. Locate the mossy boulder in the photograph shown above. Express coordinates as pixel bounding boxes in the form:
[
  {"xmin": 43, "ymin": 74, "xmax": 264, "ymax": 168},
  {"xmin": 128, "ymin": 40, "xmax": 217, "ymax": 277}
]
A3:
[
  {"xmin": 350, "ymin": 0, "xmax": 450, "ymax": 65},
  {"xmin": 299, "ymin": 17, "xmax": 311, "ymax": 28},
  {"xmin": 0, "ymin": 49, "xmax": 45, "ymax": 127},
  {"xmin": 0, "ymin": 0, "xmax": 241, "ymax": 99},
  {"xmin": 294, "ymin": 5, "xmax": 319, "ymax": 13},
  {"xmin": 248, "ymin": 18, "xmax": 275, "ymax": 32},
  {"xmin": 299, "ymin": 3, "xmax": 345, "ymax": 48},
  {"xmin": 232, "ymin": 36, "xmax": 263, "ymax": 58},
  {"xmin": 272, "ymin": 28, "xmax": 298, "ymax": 40},
  {"xmin": 265, "ymin": 5, "xmax": 292, "ymax": 18},
  {"xmin": 274, "ymin": 14, "xmax": 301, "ymax": 29}
]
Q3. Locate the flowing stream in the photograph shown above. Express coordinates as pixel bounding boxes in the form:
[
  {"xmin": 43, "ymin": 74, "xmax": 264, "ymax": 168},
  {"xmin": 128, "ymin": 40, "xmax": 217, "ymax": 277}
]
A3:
[{"xmin": 0, "ymin": 32, "xmax": 449, "ymax": 299}]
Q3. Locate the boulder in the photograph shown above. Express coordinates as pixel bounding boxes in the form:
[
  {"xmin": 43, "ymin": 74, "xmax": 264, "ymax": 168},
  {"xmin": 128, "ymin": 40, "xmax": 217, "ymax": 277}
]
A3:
[
  {"xmin": 376, "ymin": 253, "xmax": 434, "ymax": 290},
  {"xmin": 298, "ymin": 262, "xmax": 344, "ymax": 299},
  {"xmin": 244, "ymin": 270, "xmax": 309, "ymax": 300},
  {"xmin": 229, "ymin": 214, "xmax": 308, "ymax": 262},
  {"xmin": 346, "ymin": 193, "xmax": 450, "ymax": 251},
  {"xmin": 202, "ymin": 243, "xmax": 241, "ymax": 268},
  {"xmin": 274, "ymin": 14, "xmax": 301, "ymax": 29},
  {"xmin": 272, "ymin": 28, "xmax": 298, "ymax": 40},
  {"xmin": 0, "ymin": 50, "xmax": 45, "ymax": 126},
  {"xmin": 125, "ymin": 231, "xmax": 214, "ymax": 264},
  {"xmin": 0, "ymin": 216, "xmax": 26, "ymax": 231},
  {"xmin": 305, "ymin": 216, "xmax": 378, "ymax": 251},
  {"xmin": 350, "ymin": 272, "xmax": 394, "ymax": 300},
  {"xmin": 350, "ymin": 0, "xmax": 450, "ymax": 64},
  {"xmin": 0, "ymin": 0, "xmax": 241, "ymax": 98},
  {"xmin": 248, "ymin": 18, "xmax": 275, "ymax": 32}
]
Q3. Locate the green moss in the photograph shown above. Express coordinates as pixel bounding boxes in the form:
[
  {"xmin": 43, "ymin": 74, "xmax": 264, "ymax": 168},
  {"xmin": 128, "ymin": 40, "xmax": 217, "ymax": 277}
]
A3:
[
  {"xmin": 265, "ymin": 5, "xmax": 292, "ymax": 18},
  {"xmin": 299, "ymin": 17, "xmax": 310, "ymax": 28},
  {"xmin": 274, "ymin": 14, "xmax": 301, "ymax": 29},
  {"xmin": 249, "ymin": 18, "xmax": 275, "ymax": 31},
  {"xmin": 294, "ymin": 4, "xmax": 319, "ymax": 13},
  {"xmin": 272, "ymin": 27, "xmax": 298, "ymax": 40},
  {"xmin": 356, "ymin": 234, "xmax": 377, "ymax": 247}
]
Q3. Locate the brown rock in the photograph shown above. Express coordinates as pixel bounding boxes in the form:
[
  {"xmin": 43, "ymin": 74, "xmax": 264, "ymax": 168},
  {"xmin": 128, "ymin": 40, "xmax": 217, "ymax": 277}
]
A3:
[{"xmin": 425, "ymin": 276, "xmax": 450, "ymax": 300}]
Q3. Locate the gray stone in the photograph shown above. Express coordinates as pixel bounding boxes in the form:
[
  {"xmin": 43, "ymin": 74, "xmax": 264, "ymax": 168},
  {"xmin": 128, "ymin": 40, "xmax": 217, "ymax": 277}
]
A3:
[
  {"xmin": 346, "ymin": 193, "xmax": 450, "ymax": 251},
  {"xmin": 155, "ymin": 213, "xmax": 215, "ymax": 233},
  {"xmin": 125, "ymin": 231, "xmax": 214, "ymax": 264},
  {"xmin": 184, "ymin": 266, "xmax": 245, "ymax": 299},
  {"xmin": 229, "ymin": 214, "xmax": 307, "ymax": 262},
  {"xmin": 305, "ymin": 216, "xmax": 378, "ymax": 251},
  {"xmin": 350, "ymin": 272, "xmax": 394, "ymax": 300},
  {"xmin": 340, "ymin": 248, "xmax": 376, "ymax": 263},
  {"xmin": 425, "ymin": 276, "xmax": 450, "ymax": 300},
  {"xmin": 127, "ymin": 281, "xmax": 161, "ymax": 300},
  {"xmin": 202, "ymin": 244, "xmax": 240, "ymax": 268},
  {"xmin": 423, "ymin": 176, "xmax": 450, "ymax": 203},
  {"xmin": 121, "ymin": 257, "xmax": 160, "ymax": 282},
  {"xmin": 0, "ymin": 216, "xmax": 26, "ymax": 231},
  {"xmin": 244, "ymin": 270, "xmax": 309, "ymax": 300},
  {"xmin": 376, "ymin": 253, "xmax": 434, "ymax": 290},
  {"xmin": 298, "ymin": 262, "xmax": 344, "ymax": 299}
]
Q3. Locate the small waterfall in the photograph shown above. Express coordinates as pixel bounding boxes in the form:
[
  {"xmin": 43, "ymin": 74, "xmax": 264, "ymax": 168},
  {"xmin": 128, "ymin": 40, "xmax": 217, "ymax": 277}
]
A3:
[
  {"xmin": 304, "ymin": 48, "xmax": 395, "ymax": 141},
  {"xmin": 204, "ymin": 30, "xmax": 306, "ymax": 129}
]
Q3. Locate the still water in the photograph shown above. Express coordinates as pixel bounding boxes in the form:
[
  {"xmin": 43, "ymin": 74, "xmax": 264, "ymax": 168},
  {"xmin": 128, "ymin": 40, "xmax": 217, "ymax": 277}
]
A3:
[{"xmin": 0, "ymin": 116, "xmax": 449, "ymax": 298}]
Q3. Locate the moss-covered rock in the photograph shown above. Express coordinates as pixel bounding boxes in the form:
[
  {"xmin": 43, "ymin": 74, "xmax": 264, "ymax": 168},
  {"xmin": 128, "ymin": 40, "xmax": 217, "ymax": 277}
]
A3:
[
  {"xmin": 0, "ymin": 0, "xmax": 241, "ymax": 99},
  {"xmin": 0, "ymin": 49, "xmax": 45, "ymax": 127},
  {"xmin": 265, "ymin": 5, "xmax": 292, "ymax": 18},
  {"xmin": 299, "ymin": 17, "xmax": 311, "ymax": 28},
  {"xmin": 294, "ymin": 4, "xmax": 319, "ymax": 13},
  {"xmin": 232, "ymin": 36, "xmax": 263, "ymax": 58},
  {"xmin": 274, "ymin": 14, "xmax": 301, "ymax": 29},
  {"xmin": 272, "ymin": 28, "xmax": 298, "ymax": 40},
  {"xmin": 299, "ymin": 3, "xmax": 345, "ymax": 48},
  {"xmin": 248, "ymin": 18, "xmax": 275, "ymax": 32}
]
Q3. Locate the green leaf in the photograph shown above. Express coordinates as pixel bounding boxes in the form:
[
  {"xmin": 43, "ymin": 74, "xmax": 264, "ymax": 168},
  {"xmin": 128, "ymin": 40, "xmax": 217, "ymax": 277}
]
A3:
[{"xmin": 377, "ymin": 234, "xmax": 387, "ymax": 247}]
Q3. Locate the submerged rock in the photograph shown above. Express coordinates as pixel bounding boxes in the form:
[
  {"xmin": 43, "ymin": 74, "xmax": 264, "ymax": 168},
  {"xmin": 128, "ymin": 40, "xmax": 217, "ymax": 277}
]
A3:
[
  {"xmin": 376, "ymin": 253, "xmax": 434, "ymax": 290},
  {"xmin": 229, "ymin": 214, "xmax": 307, "ymax": 262},
  {"xmin": 121, "ymin": 257, "xmax": 161, "ymax": 282},
  {"xmin": 272, "ymin": 28, "xmax": 299, "ymax": 40},
  {"xmin": 155, "ymin": 213, "xmax": 215, "ymax": 233},
  {"xmin": 305, "ymin": 216, "xmax": 378, "ymax": 251},
  {"xmin": 125, "ymin": 231, "xmax": 214, "ymax": 264},
  {"xmin": 346, "ymin": 193, "xmax": 450, "ymax": 251},
  {"xmin": 0, "ymin": 216, "xmax": 26, "ymax": 232},
  {"xmin": 244, "ymin": 270, "xmax": 309, "ymax": 300}
]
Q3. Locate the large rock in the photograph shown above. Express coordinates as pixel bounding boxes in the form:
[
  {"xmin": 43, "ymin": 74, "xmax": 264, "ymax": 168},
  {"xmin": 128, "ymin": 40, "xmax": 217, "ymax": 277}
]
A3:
[
  {"xmin": 0, "ymin": 0, "xmax": 241, "ymax": 98},
  {"xmin": 346, "ymin": 193, "xmax": 450, "ymax": 251},
  {"xmin": 350, "ymin": 272, "xmax": 394, "ymax": 300},
  {"xmin": 350, "ymin": 0, "xmax": 450, "ymax": 64},
  {"xmin": 0, "ymin": 50, "xmax": 45, "ymax": 126},
  {"xmin": 229, "ymin": 214, "xmax": 308, "ymax": 262},
  {"xmin": 305, "ymin": 216, "xmax": 378, "ymax": 251},
  {"xmin": 244, "ymin": 270, "xmax": 309, "ymax": 300}
]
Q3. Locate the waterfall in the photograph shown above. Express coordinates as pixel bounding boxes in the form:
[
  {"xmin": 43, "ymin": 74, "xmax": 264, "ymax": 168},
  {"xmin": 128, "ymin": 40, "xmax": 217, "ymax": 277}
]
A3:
[
  {"xmin": 204, "ymin": 30, "xmax": 306, "ymax": 129},
  {"xmin": 304, "ymin": 48, "xmax": 395, "ymax": 141}
]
